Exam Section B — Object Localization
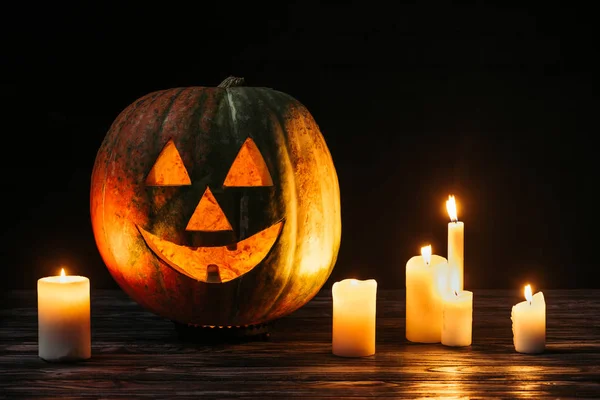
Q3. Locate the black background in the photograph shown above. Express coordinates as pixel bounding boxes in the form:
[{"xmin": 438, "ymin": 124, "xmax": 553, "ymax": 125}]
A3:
[{"xmin": 1, "ymin": 2, "xmax": 596, "ymax": 290}]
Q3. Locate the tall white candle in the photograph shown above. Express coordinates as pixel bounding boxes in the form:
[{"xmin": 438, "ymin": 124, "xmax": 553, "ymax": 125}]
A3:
[
  {"xmin": 406, "ymin": 245, "xmax": 449, "ymax": 343},
  {"xmin": 38, "ymin": 268, "xmax": 91, "ymax": 362},
  {"xmin": 511, "ymin": 284, "xmax": 545, "ymax": 354},
  {"xmin": 332, "ymin": 278, "xmax": 377, "ymax": 357},
  {"xmin": 446, "ymin": 195, "xmax": 464, "ymax": 291},
  {"xmin": 442, "ymin": 271, "xmax": 473, "ymax": 347}
]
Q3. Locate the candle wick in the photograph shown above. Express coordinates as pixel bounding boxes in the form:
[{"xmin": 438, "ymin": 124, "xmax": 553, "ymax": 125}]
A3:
[{"xmin": 454, "ymin": 290, "xmax": 458, "ymax": 297}]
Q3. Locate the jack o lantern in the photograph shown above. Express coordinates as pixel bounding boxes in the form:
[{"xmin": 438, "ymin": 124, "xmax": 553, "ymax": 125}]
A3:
[{"xmin": 90, "ymin": 77, "xmax": 341, "ymax": 327}]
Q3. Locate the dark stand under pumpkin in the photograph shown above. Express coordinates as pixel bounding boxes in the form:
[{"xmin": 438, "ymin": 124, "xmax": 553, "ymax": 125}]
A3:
[
  {"xmin": 172, "ymin": 321, "xmax": 271, "ymax": 343},
  {"xmin": 169, "ymin": 261, "xmax": 272, "ymax": 343}
]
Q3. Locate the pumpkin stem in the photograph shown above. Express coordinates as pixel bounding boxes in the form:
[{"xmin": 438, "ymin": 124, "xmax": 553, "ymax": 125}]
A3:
[{"xmin": 218, "ymin": 76, "xmax": 245, "ymax": 88}]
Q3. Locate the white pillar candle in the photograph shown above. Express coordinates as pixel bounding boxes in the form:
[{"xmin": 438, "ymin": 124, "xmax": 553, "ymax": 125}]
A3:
[
  {"xmin": 406, "ymin": 245, "xmax": 449, "ymax": 343},
  {"xmin": 38, "ymin": 268, "xmax": 91, "ymax": 362},
  {"xmin": 511, "ymin": 284, "xmax": 545, "ymax": 354},
  {"xmin": 442, "ymin": 271, "xmax": 473, "ymax": 347},
  {"xmin": 332, "ymin": 278, "xmax": 377, "ymax": 357},
  {"xmin": 446, "ymin": 195, "xmax": 465, "ymax": 291}
]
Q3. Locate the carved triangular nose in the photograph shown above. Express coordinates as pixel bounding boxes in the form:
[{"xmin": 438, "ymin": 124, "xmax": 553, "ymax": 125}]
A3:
[{"xmin": 186, "ymin": 187, "xmax": 233, "ymax": 231}]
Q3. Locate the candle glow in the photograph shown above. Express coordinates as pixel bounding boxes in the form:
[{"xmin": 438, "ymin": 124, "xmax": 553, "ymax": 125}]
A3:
[
  {"xmin": 525, "ymin": 284, "xmax": 533, "ymax": 303},
  {"xmin": 421, "ymin": 245, "xmax": 432, "ymax": 265},
  {"xmin": 446, "ymin": 195, "xmax": 458, "ymax": 222}
]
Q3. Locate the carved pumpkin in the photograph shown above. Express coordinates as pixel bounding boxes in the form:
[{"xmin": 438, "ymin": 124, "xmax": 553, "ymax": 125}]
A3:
[{"xmin": 90, "ymin": 77, "xmax": 341, "ymax": 327}]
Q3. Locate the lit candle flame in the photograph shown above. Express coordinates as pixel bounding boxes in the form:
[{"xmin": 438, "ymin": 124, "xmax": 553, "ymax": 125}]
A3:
[
  {"xmin": 421, "ymin": 245, "xmax": 432, "ymax": 265},
  {"xmin": 524, "ymin": 284, "xmax": 532, "ymax": 304},
  {"xmin": 59, "ymin": 268, "xmax": 66, "ymax": 283},
  {"xmin": 350, "ymin": 279, "xmax": 358, "ymax": 286},
  {"xmin": 446, "ymin": 195, "xmax": 458, "ymax": 222}
]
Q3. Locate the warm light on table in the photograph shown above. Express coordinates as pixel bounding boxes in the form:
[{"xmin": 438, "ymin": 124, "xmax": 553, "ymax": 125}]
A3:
[
  {"xmin": 37, "ymin": 268, "xmax": 91, "ymax": 362},
  {"xmin": 332, "ymin": 278, "xmax": 377, "ymax": 357},
  {"xmin": 441, "ymin": 270, "xmax": 473, "ymax": 347},
  {"xmin": 405, "ymin": 245, "xmax": 449, "ymax": 343},
  {"xmin": 511, "ymin": 284, "xmax": 546, "ymax": 354},
  {"xmin": 446, "ymin": 195, "xmax": 465, "ymax": 291}
]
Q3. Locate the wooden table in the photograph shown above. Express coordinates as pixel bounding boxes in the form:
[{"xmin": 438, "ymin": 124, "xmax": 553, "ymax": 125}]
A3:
[{"xmin": 1, "ymin": 289, "xmax": 599, "ymax": 398}]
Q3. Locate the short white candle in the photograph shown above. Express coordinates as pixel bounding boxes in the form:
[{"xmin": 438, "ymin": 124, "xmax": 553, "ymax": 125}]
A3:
[
  {"xmin": 406, "ymin": 245, "xmax": 449, "ymax": 343},
  {"xmin": 332, "ymin": 278, "xmax": 377, "ymax": 357},
  {"xmin": 446, "ymin": 195, "xmax": 465, "ymax": 291},
  {"xmin": 511, "ymin": 284, "xmax": 545, "ymax": 354},
  {"xmin": 38, "ymin": 268, "xmax": 91, "ymax": 362},
  {"xmin": 442, "ymin": 272, "xmax": 473, "ymax": 347}
]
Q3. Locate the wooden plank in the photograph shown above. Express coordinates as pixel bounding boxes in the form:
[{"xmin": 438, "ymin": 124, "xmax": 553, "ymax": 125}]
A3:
[{"xmin": 1, "ymin": 289, "xmax": 599, "ymax": 398}]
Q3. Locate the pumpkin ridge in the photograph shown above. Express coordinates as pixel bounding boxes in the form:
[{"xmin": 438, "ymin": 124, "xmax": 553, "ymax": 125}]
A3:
[
  {"xmin": 259, "ymin": 89, "xmax": 339, "ymax": 320},
  {"xmin": 140, "ymin": 88, "xmax": 189, "ymax": 299},
  {"xmin": 268, "ymin": 91, "xmax": 311, "ymax": 319},
  {"xmin": 294, "ymin": 105, "xmax": 340, "ymax": 301},
  {"xmin": 224, "ymin": 87, "xmax": 241, "ymax": 142},
  {"xmin": 145, "ymin": 88, "xmax": 212, "ymax": 237},
  {"xmin": 151, "ymin": 88, "xmax": 188, "ymax": 170},
  {"xmin": 147, "ymin": 88, "xmax": 211, "ymax": 309},
  {"xmin": 248, "ymin": 88, "xmax": 299, "ymax": 321},
  {"xmin": 98, "ymin": 89, "xmax": 166, "ymax": 289},
  {"xmin": 144, "ymin": 88, "xmax": 196, "ymax": 233},
  {"xmin": 221, "ymin": 87, "xmax": 269, "ymax": 321}
]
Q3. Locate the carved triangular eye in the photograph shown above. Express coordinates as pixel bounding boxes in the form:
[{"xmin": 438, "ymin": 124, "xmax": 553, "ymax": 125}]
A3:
[
  {"xmin": 146, "ymin": 140, "xmax": 191, "ymax": 186},
  {"xmin": 223, "ymin": 138, "xmax": 273, "ymax": 187}
]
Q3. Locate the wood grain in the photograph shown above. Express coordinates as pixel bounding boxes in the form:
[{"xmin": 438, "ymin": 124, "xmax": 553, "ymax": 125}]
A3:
[{"xmin": 1, "ymin": 289, "xmax": 599, "ymax": 398}]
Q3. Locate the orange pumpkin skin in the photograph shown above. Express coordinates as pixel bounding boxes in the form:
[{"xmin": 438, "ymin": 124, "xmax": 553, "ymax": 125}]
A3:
[{"xmin": 90, "ymin": 81, "xmax": 341, "ymax": 326}]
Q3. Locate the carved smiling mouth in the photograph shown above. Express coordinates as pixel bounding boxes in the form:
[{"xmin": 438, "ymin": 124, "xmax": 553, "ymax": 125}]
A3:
[{"xmin": 137, "ymin": 220, "xmax": 284, "ymax": 283}]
